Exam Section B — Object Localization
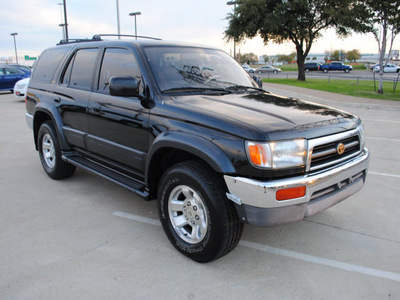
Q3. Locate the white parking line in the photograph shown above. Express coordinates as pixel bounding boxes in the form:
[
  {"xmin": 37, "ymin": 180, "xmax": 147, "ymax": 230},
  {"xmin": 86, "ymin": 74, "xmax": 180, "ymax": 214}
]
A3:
[
  {"xmin": 367, "ymin": 136, "xmax": 400, "ymax": 142},
  {"xmin": 369, "ymin": 171, "xmax": 400, "ymax": 179},
  {"xmin": 113, "ymin": 211, "xmax": 400, "ymax": 283},
  {"xmin": 364, "ymin": 119, "xmax": 400, "ymax": 124}
]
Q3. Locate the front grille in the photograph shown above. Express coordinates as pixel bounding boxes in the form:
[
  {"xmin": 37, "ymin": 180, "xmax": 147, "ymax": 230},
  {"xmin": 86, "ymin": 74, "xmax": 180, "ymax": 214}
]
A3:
[{"xmin": 308, "ymin": 129, "xmax": 361, "ymax": 173}]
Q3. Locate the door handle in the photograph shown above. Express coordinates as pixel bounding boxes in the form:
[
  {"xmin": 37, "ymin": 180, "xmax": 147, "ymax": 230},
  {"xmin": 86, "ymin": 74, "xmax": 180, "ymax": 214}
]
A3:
[{"xmin": 54, "ymin": 97, "xmax": 61, "ymax": 103}]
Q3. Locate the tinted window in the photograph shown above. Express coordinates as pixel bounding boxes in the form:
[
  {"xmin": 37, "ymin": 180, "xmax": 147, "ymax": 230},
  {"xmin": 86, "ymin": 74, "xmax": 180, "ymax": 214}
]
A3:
[
  {"xmin": 98, "ymin": 48, "xmax": 141, "ymax": 93},
  {"xmin": 6, "ymin": 68, "xmax": 24, "ymax": 75},
  {"xmin": 31, "ymin": 47, "xmax": 70, "ymax": 83},
  {"xmin": 67, "ymin": 48, "xmax": 98, "ymax": 90}
]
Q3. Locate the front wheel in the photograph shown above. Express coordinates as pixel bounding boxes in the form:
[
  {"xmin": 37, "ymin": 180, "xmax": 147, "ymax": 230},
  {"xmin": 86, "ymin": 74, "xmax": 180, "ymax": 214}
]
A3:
[
  {"xmin": 38, "ymin": 121, "xmax": 76, "ymax": 179},
  {"xmin": 345, "ymin": 69, "xmax": 350, "ymax": 73},
  {"xmin": 158, "ymin": 161, "xmax": 243, "ymax": 262},
  {"xmin": 323, "ymin": 69, "xmax": 328, "ymax": 73}
]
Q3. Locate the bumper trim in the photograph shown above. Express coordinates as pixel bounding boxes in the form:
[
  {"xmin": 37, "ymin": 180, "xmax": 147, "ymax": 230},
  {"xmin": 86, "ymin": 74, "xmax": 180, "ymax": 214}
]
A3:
[{"xmin": 225, "ymin": 148, "xmax": 369, "ymax": 226}]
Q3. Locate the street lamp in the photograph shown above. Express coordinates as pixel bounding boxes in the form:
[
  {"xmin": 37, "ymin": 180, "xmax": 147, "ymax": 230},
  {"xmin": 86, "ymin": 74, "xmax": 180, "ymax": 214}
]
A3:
[
  {"xmin": 129, "ymin": 12, "xmax": 142, "ymax": 39},
  {"xmin": 10, "ymin": 33, "xmax": 18, "ymax": 64},
  {"xmin": 226, "ymin": 1, "xmax": 237, "ymax": 61}
]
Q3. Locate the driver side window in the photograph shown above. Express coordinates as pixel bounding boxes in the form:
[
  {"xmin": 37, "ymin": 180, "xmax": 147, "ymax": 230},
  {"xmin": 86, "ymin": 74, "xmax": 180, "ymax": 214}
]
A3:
[{"xmin": 98, "ymin": 48, "xmax": 142, "ymax": 94}]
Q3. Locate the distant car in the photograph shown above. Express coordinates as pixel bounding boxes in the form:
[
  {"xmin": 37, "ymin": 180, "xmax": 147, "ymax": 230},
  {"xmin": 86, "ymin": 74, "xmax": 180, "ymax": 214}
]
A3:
[
  {"xmin": 373, "ymin": 64, "xmax": 400, "ymax": 73},
  {"xmin": 0, "ymin": 66, "xmax": 31, "ymax": 92},
  {"xmin": 255, "ymin": 65, "xmax": 281, "ymax": 74},
  {"xmin": 304, "ymin": 62, "xmax": 322, "ymax": 72},
  {"xmin": 369, "ymin": 64, "xmax": 380, "ymax": 71},
  {"xmin": 14, "ymin": 77, "xmax": 30, "ymax": 98},
  {"xmin": 243, "ymin": 66, "xmax": 256, "ymax": 73}
]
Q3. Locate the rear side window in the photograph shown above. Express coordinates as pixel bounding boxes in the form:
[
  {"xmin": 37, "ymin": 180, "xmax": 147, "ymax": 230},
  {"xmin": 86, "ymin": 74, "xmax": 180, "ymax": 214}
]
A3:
[
  {"xmin": 62, "ymin": 48, "xmax": 98, "ymax": 90},
  {"xmin": 31, "ymin": 47, "xmax": 70, "ymax": 83}
]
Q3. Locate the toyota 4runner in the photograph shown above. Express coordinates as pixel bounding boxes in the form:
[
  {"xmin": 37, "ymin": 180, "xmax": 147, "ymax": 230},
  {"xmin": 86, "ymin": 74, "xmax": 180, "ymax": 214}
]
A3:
[{"xmin": 25, "ymin": 35, "xmax": 370, "ymax": 262}]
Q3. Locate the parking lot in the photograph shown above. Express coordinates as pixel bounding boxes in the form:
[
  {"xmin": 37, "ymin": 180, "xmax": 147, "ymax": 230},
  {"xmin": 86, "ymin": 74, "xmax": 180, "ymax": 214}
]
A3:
[{"xmin": 1, "ymin": 87, "xmax": 399, "ymax": 299}]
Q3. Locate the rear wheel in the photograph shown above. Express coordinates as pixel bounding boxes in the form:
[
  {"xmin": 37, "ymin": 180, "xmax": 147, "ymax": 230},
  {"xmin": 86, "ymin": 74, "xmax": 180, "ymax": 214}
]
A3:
[
  {"xmin": 158, "ymin": 160, "xmax": 243, "ymax": 262},
  {"xmin": 323, "ymin": 69, "xmax": 328, "ymax": 73},
  {"xmin": 38, "ymin": 121, "xmax": 76, "ymax": 179}
]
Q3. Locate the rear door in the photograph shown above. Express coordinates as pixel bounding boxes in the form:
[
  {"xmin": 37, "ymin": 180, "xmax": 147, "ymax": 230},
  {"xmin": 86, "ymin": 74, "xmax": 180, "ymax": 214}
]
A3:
[
  {"xmin": 55, "ymin": 47, "xmax": 99, "ymax": 149},
  {"xmin": 87, "ymin": 47, "xmax": 149, "ymax": 173}
]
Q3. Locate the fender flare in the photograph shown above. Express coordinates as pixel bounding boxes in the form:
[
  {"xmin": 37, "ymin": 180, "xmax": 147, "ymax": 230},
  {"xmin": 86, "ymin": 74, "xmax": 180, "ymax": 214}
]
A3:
[
  {"xmin": 146, "ymin": 131, "xmax": 237, "ymax": 179},
  {"xmin": 33, "ymin": 102, "xmax": 70, "ymax": 150}
]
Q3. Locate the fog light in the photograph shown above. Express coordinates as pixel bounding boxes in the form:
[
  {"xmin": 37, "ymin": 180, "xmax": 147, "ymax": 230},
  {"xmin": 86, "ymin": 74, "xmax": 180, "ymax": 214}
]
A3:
[{"xmin": 276, "ymin": 186, "xmax": 306, "ymax": 201}]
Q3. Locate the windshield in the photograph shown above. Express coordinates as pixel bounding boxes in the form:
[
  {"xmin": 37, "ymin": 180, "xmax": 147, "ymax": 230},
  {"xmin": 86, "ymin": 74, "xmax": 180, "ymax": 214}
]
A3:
[{"xmin": 144, "ymin": 46, "xmax": 258, "ymax": 92}]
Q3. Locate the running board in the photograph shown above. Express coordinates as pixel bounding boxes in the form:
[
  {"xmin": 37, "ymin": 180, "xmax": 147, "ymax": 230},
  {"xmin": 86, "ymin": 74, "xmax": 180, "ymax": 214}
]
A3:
[{"xmin": 62, "ymin": 153, "xmax": 148, "ymax": 200}]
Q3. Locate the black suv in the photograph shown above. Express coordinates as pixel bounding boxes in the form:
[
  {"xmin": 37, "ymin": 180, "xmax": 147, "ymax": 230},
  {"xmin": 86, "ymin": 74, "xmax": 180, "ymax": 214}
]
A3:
[
  {"xmin": 26, "ymin": 35, "xmax": 370, "ymax": 262},
  {"xmin": 304, "ymin": 62, "xmax": 322, "ymax": 72}
]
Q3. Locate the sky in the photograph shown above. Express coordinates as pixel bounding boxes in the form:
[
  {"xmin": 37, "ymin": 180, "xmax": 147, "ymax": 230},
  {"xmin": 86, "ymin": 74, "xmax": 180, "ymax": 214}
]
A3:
[{"xmin": 0, "ymin": 0, "xmax": 396, "ymax": 63}]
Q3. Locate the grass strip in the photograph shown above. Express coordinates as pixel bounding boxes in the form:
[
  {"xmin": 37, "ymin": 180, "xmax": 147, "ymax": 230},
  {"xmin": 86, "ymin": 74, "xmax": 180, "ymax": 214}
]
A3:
[{"xmin": 264, "ymin": 78, "xmax": 400, "ymax": 101}]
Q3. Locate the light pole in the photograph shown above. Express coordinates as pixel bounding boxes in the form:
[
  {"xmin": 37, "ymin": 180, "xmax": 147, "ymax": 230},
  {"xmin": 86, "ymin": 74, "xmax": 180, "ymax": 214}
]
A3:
[
  {"xmin": 10, "ymin": 33, "xmax": 18, "ymax": 64},
  {"xmin": 129, "ymin": 12, "xmax": 142, "ymax": 39},
  {"xmin": 226, "ymin": 1, "xmax": 237, "ymax": 61},
  {"xmin": 116, "ymin": 0, "xmax": 121, "ymax": 39}
]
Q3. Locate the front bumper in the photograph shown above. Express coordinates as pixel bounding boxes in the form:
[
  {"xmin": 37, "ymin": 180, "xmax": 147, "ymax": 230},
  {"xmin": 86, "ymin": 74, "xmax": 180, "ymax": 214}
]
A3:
[{"xmin": 224, "ymin": 148, "xmax": 370, "ymax": 227}]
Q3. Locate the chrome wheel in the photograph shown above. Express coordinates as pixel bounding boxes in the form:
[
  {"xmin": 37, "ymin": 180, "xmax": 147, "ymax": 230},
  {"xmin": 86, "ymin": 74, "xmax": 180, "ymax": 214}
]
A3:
[
  {"xmin": 42, "ymin": 133, "xmax": 56, "ymax": 169},
  {"xmin": 168, "ymin": 185, "xmax": 208, "ymax": 244}
]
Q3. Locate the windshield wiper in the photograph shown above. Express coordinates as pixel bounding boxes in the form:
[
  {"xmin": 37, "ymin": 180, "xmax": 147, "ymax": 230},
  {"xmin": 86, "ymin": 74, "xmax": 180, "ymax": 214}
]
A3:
[
  {"xmin": 226, "ymin": 85, "xmax": 265, "ymax": 93},
  {"xmin": 162, "ymin": 87, "xmax": 232, "ymax": 94}
]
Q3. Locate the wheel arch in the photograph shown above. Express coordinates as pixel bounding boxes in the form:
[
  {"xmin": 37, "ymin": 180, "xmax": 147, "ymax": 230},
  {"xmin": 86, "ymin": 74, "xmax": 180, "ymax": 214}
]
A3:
[
  {"xmin": 146, "ymin": 132, "xmax": 237, "ymax": 199},
  {"xmin": 33, "ymin": 103, "xmax": 70, "ymax": 151}
]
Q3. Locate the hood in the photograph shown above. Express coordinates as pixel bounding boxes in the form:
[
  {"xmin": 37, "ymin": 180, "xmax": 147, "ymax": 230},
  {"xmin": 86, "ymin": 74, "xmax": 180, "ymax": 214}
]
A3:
[{"xmin": 169, "ymin": 92, "xmax": 359, "ymax": 141}]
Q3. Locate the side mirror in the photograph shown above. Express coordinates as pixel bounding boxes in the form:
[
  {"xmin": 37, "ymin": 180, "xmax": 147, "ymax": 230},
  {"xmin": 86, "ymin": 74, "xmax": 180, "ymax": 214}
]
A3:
[
  {"xmin": 109, "ymin": 76, "xmax": 139, "ymax": 97},
  {"xmin": 252, "ymin": 75, "xmax": 263, "ymax": 88}
]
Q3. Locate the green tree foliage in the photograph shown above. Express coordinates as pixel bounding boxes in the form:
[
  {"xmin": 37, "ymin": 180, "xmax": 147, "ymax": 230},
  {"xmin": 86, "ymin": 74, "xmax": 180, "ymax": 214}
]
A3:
[
  {"xmin": 240, "ymin": 52, "xmax": 259, "ymax": 64},
  {"xmin": 225, "ymin": 0, "xmax": 371, "ymax": 81},
  {"xmin": 346, "ymin": 49, "xmax": 361, "ymax": 62}
]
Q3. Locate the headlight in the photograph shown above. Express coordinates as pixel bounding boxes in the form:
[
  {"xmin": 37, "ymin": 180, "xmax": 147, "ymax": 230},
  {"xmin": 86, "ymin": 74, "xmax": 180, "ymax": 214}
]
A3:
[
  {"xmin": 246, "ymin": 139, "xmax": 307, "ymax": 169},
  {"xmin": 358, "ymin": 123, "xmax": 366, "ymax": 149}
]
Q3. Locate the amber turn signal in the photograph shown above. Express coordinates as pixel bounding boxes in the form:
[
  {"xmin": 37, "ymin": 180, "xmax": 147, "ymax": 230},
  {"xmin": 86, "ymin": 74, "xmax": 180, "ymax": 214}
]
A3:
[{"xmin": 276, "ymin": 186, "xmax": 306, "ymax": 201}]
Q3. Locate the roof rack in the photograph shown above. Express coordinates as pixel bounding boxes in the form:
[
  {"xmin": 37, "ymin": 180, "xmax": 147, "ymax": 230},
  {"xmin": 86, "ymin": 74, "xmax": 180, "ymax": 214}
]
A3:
[
  {"xmin": 92, "ymin": 34, "xmax": 161, "ymax": 41},
  {"xmin": 57, "ymin": 34, "xmax": 161, "ymax": 45},
  {"xmin": 57, "ymin": 36, "xmax": 102, "ymax": 45}
]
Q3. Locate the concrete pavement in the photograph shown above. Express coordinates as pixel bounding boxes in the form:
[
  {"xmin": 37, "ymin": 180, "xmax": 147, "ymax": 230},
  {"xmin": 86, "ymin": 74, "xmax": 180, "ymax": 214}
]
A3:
[{"xmin": 1, "ymin": 89, "xmax": 399, "ymax": 300}]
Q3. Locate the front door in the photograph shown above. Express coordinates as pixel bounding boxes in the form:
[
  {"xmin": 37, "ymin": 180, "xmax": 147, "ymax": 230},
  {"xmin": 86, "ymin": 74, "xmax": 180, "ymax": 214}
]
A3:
[{"xmin": 87, "ymin": 47, "xmax": 149, "ymax": 174}]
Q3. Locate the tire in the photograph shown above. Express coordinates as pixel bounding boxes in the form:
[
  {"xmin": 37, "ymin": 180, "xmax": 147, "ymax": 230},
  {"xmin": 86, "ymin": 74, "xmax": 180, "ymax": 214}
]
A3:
[
  {"xmin": 158, "ymin": 160, "xmax": 243, "ymax": 263},
  {"xmin": 345, "ymin": 69, "xmax": 350, "ymax": 73},
  {"xmin": 38, "ymin": 121, "xmax": 76, "ymax": 180},
  {"xmin": 273, "ymin": 70, "xmax": 277, "ymax": 74},
  {"xmin": 305, "ymin": 69, "xmax": 309, "ymax": 72},
  {"xmin": 323, "ymin": 69, "xmax": 328, "ymax": 73},
  {"xmin": 257, "ymin": 70, "xmax": 262, "ymax": 74}
]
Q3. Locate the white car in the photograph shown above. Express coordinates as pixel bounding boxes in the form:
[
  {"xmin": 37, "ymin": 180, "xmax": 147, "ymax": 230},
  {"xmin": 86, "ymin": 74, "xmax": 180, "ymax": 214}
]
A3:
[
  {"xmin": 13, "ymin": 77, "xmax": 30, "ymax": 98},
  {"xmin": 373, "ymin": 64, "xmax": 400, "ymax": 73},
  {"xmin": 243, "ymin": 66, "xmax": 256, "ymax": 73}
]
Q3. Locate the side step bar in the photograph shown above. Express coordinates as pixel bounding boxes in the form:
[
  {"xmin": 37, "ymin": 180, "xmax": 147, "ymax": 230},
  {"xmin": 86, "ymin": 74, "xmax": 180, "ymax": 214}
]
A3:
[{"xmin": 62, "ymin": 153, "xmax": 149, "ymax": 200}]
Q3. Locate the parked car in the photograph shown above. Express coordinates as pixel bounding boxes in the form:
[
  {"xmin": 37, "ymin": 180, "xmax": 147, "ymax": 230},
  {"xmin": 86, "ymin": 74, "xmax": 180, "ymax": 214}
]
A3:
[
  {"xmin": 373, "ymin": 64, "xmax": 400, "ymax": 73},
  {"xmin": 14, "ymin": 77, "xmax": 30, "ymax": 98},
  {"xmin": 0, "ymin": 66, "xmax": 31, "ymax": 92},
  {"xmin": 320, "ymin": 61, "xmax": 352, "ymax": 73},
  {"xmin": 255, "ymin": 65, "xmax": 281, "ymax": 73},
  {"xmin": 243, "ymin": 66, "xmax": 255, "ymax": 73},
  {"xmin": 26, "ymin": 35, "xmax": 369, "ymax": 262},
  {"xmin": 304, "ymin": 62, "xmax": 322, "ymax": 72}
]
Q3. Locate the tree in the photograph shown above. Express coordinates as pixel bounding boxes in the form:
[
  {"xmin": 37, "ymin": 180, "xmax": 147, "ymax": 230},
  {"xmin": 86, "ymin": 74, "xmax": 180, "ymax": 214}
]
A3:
[
  {"xmin": 330, "ymin": 49, "xmax": 345, "ymax": 61},
  {"xmin": 346, "ymin": 49, "xmax": 361, "ymax": 62},
  {"xmin": 277, "ymin": 54, "xmax": 291, "ymax": 64},
  {"xmin": 262, "ymin": 54, "xmax": 269, "ymax": 64},
  {"xmin": 225, "ymin": 0, "xmax": 371, "ymax": 81},
  {"xmin": 365, "ymin": 0, "xmax": 400, "ymax": 94},
  {"xmin": 240, "ymin": 52, "xmax": 259, "ymax": 64}
]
